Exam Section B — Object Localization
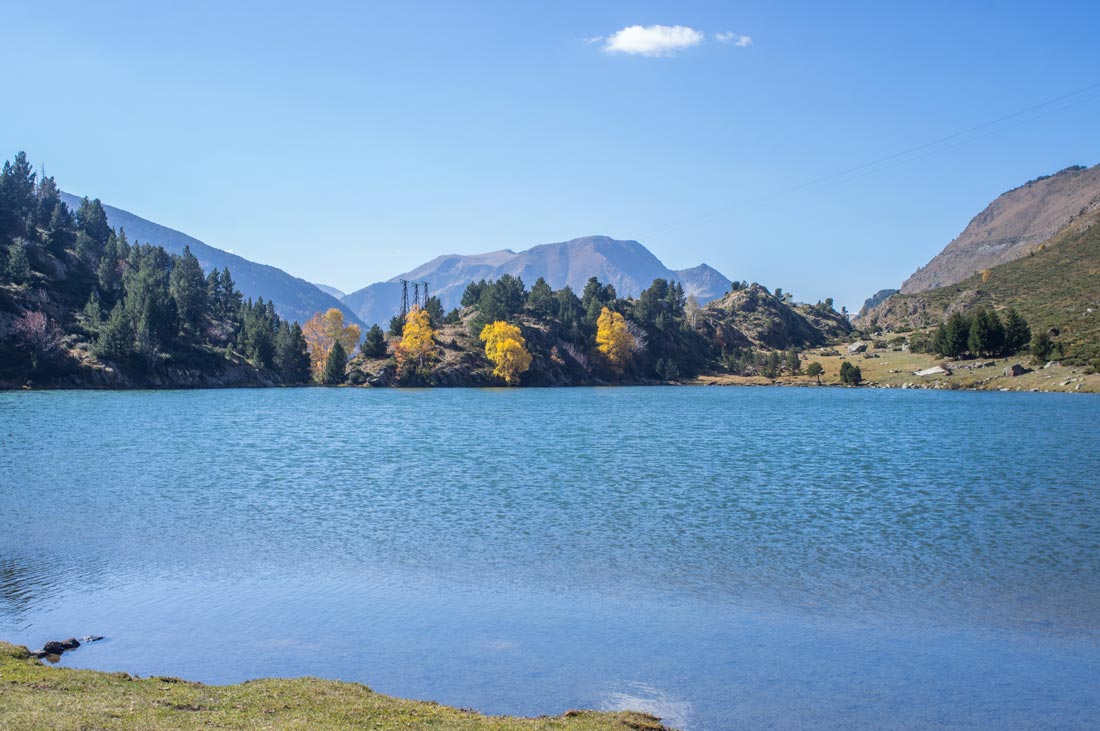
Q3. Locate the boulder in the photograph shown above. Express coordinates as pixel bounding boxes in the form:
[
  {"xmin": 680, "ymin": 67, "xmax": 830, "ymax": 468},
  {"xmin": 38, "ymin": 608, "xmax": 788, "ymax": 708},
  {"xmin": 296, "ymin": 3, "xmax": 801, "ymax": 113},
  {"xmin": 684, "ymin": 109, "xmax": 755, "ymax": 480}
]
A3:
[
  {"xmin": 59, "ymin": 638, "xmax": 81, "ymax": 650},
  {"xmin": 847, "ymin": 342, "xmax": 868, "ymax": 353},
  {"xmin": 1005, "ymin": 363, "xmax": 1029, "ymax": 377},
  {"xmin": 41, "ymin": 641, "xmax": 67, "ymax": 655},
  {"xmin": 914, "ymin": 365, "xmax": 951, "ymax": 377}
]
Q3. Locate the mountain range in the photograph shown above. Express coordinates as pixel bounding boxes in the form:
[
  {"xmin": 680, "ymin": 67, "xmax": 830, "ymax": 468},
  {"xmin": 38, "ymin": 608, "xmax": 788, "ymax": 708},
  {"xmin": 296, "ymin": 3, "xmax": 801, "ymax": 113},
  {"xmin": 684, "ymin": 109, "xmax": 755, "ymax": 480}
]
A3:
[
  {"xmin": 341, "ymin": 236, "xmax": 732, "ymax": 327},
  {"xmin": 60, "ymin": 192, "xmax": 361, "ymax": 327}
]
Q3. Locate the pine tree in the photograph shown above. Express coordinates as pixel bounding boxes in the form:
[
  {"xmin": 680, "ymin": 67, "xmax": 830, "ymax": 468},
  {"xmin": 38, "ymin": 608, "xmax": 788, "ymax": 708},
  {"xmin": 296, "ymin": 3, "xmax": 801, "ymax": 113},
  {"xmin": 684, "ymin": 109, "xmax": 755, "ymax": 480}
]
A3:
[
  {"xmin": 6, "ymin": 240, "xmax": 31, "ymax": 284},
  {"xmin": 785, "ymin": 347, "xmax": 801, "ymax": 374},
  {"xmin": 82, "ymin": 292, "xmax": 103, "ymax": 332},
  {"xmin": 323, "ymin": 340, "xmax": 347, "ymax": 385},
  {"xmin": 0, "ymin": 152, "xmax": 36, "ymax": 239},
  {"xmin": 274, "ymin": 322, "xmax": 312, "ymax": 383},
  {"xmin": 75, "ymin": 197, "xmax": 112, "ymax": 254},
  {"xmin": 1002, "ymin": 308, "xmax": 1031, "ymax": 354},
  {"xmin": 46, "ymin": 202, "xmax": 75, "ymax": 256},
  {"xmin": 423, "ymin": 295, "xmax": 445, "ymax": 327},
  {"xmin": 170, "ymin": 245, "xmax": 208, "ymax": 337},
  {"xmin": 528, "ymin": 277, "xmax": 556, "ymax": 318},
  {"xmin": 361, "ymin": 324, "xmax": 387, "ymax": 357},
  {"xmin": 936, "ymin": 312, "xmax": 970, "ymax": 357},
  {"xmin": 206, "ymin": 269, "xmax": 223, "ymax": 318},
  {"xmin": 1030, "ymin": 331, "xmax": 1055, "ymax": 363},
  {"xmin": 839, "ymin": 360, "xmax": 862, "ymax": 385},
  {"xmin": 968, "ymin": 307, "xmax": 1004, "ymax": 357},
  {"xmin": 35, "ymin": 175, "xmax": 61, "ymax": 228},
  {"xmin": 94, "ymin": 304, "xmax": 134, "ymax": 360}
]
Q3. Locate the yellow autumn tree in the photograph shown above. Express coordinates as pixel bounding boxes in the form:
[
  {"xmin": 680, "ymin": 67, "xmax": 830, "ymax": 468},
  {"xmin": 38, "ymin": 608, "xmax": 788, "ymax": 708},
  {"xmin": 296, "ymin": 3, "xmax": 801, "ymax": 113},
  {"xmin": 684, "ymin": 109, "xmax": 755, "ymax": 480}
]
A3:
[
  {"xmin": 397, "ymin": 305, "xmax": 435, "ymax": 371},
  {"xmin": 302, "ymin": 308, "xmax": 361, "ymax": 380},
  {"xmin": 595, "ymin": 306, "xmax": 634, "ymax": 373},
  {"xmin": 480, "ymin": 321, "xmax": 532, "ymax": 385}
]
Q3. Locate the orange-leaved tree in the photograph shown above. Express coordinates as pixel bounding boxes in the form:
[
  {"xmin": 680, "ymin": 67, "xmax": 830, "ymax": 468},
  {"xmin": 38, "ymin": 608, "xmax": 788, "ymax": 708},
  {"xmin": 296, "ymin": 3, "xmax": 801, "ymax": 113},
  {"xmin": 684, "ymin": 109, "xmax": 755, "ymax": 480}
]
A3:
[
  {"xmin": 302, "ymin": 308, "xmax": 360, "ymax": 381},
  {"xmin": 595, "ymin": 306, "xmax": 634, "ymax": 373},
  {"xmin": 480, "ymin": 320, "xmax": 532, "ymax": 385},
  {"xmin": 397, "ymin": 305, "xmax": 435, "ymax": 371}
]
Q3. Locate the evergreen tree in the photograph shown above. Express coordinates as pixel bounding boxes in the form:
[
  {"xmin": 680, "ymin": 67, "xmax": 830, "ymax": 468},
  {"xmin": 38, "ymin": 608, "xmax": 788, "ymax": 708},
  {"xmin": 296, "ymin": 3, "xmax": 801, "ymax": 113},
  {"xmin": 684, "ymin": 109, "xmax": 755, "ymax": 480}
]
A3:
[
  {"xmin": 274, "ymin": 322, "xmax": 311, "ymax": 383},
  {"xmin": 1031, "ymin": 331, "xmax": 1055, "ymax": 363},
  {"xmin": 423, "ymin": 295, "xmax": 445, "ymax": 328},
  {"xmin": 170, "ymin": 245, "xmax": 208, "ymax": 337},
  {"xmin": 94, "ymin": 304, "xmax": 134, "ymax": 360},
  {"xmin": 555, "ymin": 286, "xmax": 581, "ymax": 327},
  {"xmin": 122, "ymin": 245, "xmax": 178, "ymax": 360},
  {"xmin": 761, "ymin": 351, "xmax": 782, "ymax": 378},
  {"xmin": 46, "ymin": 202, "xmax": 75, "ymax": 256},
  {"xmin": 6, "ymin": 240, "xmax": 31, "ymax": 284},
  {"xmin": 206, "ymin": 269, "xmax": 223, "ymax": 318},
  {"xmin": 1002, "ymin": 308, "xmax": 1031, "ymax": 353},
  {"xmin": 236, "ymin": 298, "xmax": 276, "ymax": 367},
  {"xmin": 839, "ymin": 360, "xmax": 863, "ymax": 385},
  {"xmin": 97, "ymin": 252, "xmax": 121, "ymax": 294},
  {"xmin": 219, "ymin": 267, "xmax": 242, "ymax": 315},
  {"xmin": 935, "ymin": 312, "xmax": 970, "ymax": 357},
  {"xmin": 361, "ymin": 324, "xmax": 387, "ymax": 357},
  {"xmin": 323, "ymin": 340, "xmax": 347, "ymax": 384},
  {"xmin": 968, "ymin": 307, "xmax": 1005, "ymax": 357},
  {"xmin": 0, "ymin": 151, "xmax": 36, "ymax": 239},
  {"xmin": 388, "ymin": 313, "xmax": 405, "ymax": 336},
  {"xmin": 785, "ymin": 347, "xmax": 801, "ymax": 374},
  {"xmin": 528, "ymin": 277, "xmax": 556, "ymax": 318},
  {"xmin": 82, "ymin": 292, "xmax": 103, "ymax": 332},
  {"xmin": 34, "ymin": 175, "xmax": 61, "ymax": 228},
  {"xmin": 461, "ymin": 279, "xmax": 487, "ymax": 307},
  {"xmin": 75, "ymin": 197, "xmax": 112, "ymax": 255}
]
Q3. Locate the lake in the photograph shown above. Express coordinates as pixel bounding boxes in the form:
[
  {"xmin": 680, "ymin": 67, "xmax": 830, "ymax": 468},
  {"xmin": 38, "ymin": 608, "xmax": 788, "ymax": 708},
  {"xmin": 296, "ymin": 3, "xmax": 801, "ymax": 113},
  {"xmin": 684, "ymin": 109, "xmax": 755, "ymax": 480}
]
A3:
[{"xmin": 1, "ymin": 386, "xmax": 1099, "ymax": 730}]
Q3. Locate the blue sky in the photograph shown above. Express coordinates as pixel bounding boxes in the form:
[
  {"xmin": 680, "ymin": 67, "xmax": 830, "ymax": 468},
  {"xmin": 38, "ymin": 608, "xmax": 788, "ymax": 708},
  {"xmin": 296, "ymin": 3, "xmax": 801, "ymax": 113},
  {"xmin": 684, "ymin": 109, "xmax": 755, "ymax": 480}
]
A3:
[{"xmin": 3, "ymin": 1, "xmax": 1098, "ymax": 309}]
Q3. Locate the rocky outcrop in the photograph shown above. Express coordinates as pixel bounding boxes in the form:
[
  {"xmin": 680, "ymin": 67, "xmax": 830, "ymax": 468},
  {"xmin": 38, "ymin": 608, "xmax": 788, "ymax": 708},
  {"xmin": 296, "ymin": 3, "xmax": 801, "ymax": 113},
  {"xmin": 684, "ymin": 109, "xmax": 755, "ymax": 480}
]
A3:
[
  {"xmin": 698, "ymin": 285, "xmax": 853, "ymax": 351},
  {"xmin": 856, "ymin": 288, "xmax": 899, "ymax": 320}
]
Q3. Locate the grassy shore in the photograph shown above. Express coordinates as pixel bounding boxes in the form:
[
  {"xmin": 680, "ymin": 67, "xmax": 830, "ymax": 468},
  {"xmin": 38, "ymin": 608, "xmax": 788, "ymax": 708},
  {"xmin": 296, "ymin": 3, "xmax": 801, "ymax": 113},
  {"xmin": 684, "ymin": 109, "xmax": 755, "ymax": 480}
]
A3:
[
  {"xmin": 692, "ymin": 341, "xmax": 1100, "ymax": 393},
  {"xmin": 0, "ymin": 642, "xmax": 672, "ymax": 731}
]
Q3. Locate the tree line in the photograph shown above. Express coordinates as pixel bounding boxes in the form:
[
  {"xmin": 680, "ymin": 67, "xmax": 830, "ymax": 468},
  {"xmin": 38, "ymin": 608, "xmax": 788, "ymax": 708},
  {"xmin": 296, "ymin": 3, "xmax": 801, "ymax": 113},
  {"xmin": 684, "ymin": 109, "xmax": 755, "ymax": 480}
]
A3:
[{"xmin": 926, "ymin": 307, "xmax": 1032, "ymax": 360}]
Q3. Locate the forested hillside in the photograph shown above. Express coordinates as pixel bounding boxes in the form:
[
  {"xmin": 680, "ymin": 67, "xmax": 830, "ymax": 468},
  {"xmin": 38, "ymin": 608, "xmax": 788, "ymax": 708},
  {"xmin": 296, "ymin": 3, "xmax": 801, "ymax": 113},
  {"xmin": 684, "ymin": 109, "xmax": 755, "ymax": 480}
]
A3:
[
  {"xmin": 0, "ymin": 152, "xmax": 312, "ymax": 388},
  {"xmin": 341, "ymin": 273, "xmax": 852, "ymax": 387}
]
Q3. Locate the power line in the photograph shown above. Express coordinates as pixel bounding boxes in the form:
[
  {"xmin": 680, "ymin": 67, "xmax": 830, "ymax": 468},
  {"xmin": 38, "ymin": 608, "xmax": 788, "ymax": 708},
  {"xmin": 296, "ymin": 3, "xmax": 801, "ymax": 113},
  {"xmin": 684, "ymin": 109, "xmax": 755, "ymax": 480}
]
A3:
[{"xmin": 642, "ymin": 80, "xmax": 1100, "ymax": 238}]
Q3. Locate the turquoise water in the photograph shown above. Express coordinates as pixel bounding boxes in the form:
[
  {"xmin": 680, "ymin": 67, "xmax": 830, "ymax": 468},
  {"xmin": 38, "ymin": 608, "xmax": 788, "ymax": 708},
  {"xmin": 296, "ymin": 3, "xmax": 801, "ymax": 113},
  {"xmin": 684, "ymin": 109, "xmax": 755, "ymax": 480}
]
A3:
[{"xmin": 1, "ymin": 387, "xmax": 1099, "ymax": 729}]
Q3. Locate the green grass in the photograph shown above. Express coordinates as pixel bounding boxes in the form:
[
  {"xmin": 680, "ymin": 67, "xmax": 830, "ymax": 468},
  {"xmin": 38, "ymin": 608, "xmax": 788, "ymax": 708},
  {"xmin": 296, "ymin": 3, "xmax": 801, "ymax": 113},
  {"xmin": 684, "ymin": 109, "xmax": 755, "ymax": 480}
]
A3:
[{"xmin": 0, "ymin": 642, "xmax": 673, "ymax": 731}]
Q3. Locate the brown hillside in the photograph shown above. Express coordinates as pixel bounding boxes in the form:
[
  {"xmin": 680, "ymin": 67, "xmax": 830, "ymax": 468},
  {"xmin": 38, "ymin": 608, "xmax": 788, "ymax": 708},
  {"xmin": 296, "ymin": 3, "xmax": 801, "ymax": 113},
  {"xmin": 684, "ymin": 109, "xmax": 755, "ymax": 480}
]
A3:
[{"xmin": 901, "ymin": 164, "xmax": 1100, "ymax": 293}]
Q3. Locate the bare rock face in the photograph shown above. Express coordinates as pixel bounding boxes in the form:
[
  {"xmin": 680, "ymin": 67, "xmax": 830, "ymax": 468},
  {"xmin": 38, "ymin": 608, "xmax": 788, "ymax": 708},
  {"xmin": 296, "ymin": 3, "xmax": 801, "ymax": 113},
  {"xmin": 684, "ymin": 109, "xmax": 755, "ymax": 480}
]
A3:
[{"xmin": 901, "ymin": 164, "xmax": 1100, "ymax": 294}]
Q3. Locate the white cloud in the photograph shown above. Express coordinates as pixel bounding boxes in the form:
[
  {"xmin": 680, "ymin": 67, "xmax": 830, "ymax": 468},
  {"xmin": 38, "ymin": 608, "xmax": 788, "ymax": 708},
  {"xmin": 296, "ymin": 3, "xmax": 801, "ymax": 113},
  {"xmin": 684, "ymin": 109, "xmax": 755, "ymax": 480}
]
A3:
[
  {"xmin": 603, "ymin": 25, "xmax": 705, "ymax": 57},
  {"xmin": 715, "ymin": 31, "xmax": 752, "ymax": 47}
]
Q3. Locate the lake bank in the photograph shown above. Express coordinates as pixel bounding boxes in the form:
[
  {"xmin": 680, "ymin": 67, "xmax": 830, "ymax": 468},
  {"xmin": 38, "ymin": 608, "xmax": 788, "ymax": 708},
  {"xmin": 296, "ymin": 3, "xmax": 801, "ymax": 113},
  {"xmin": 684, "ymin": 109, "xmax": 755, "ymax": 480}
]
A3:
[{"xmin": 0, "ymin": 641, "xmax": 670, "ymax": 731}]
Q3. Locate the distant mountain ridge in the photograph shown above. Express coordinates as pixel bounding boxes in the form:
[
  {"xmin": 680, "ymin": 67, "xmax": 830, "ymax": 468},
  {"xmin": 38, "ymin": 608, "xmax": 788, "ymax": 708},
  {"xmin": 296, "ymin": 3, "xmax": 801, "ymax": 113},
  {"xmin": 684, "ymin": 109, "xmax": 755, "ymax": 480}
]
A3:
[
  {"xmin": 899, "ymin": 163, "xmax": 1100, "ymax": 294},
  {"xmin": 60, "ymin": 192, "xmax": 361, "ymax": 327},
  {"xmin": 342, "ymin": 235, "xmax": 732, "ymax": 326}
]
